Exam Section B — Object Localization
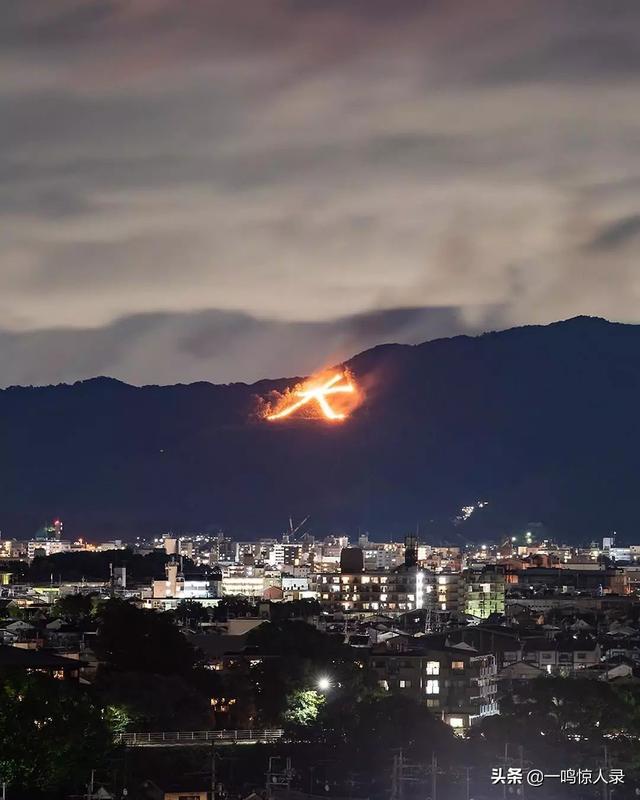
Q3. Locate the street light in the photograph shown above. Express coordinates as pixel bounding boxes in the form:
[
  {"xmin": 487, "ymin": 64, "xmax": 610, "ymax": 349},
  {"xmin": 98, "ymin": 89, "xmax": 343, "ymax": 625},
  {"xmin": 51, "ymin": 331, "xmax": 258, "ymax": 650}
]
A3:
[{"xmin": 317, "ymin": 676, "xmax": 332, "ymax": 692}]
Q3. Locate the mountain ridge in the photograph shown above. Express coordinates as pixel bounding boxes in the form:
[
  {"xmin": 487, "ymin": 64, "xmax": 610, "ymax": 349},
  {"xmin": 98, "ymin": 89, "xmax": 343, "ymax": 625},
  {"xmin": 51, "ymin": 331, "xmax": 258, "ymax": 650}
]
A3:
[
  {"xmin": 1, "ymin": 314, "xmax": 622, "ymax": 392},
  {"xmin": 1, "ymin": 315, "xmax": 639, "ymax": 543}
]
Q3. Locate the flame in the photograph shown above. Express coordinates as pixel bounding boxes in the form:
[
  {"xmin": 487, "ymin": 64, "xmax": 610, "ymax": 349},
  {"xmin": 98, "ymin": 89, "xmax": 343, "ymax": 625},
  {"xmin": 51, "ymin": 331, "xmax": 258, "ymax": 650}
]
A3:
[{"xmin": 266, "ymin": 371, "xmax": 359, "ymax": 422}]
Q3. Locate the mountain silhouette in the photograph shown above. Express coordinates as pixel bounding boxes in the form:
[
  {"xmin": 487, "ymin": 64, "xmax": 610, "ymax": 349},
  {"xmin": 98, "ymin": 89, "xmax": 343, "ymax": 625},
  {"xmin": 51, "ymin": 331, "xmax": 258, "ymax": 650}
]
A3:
[{"xmin": 1, "ymin": 316, "xmax": 639, "ymax": 544}]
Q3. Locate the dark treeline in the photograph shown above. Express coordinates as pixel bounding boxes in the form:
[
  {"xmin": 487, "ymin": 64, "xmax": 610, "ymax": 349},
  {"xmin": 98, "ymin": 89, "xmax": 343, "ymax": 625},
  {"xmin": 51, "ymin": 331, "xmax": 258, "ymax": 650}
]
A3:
[{"xmin": 5, "ymin": 549, "xmax": 212, "ymax": 583}]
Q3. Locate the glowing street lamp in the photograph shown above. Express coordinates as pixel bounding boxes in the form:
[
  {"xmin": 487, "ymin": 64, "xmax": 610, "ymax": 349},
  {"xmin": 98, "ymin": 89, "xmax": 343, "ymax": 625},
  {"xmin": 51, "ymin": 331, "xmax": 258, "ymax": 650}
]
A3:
[{"xmin": 317, "ymin": 676, "xmax": 332, "ymax": 692}]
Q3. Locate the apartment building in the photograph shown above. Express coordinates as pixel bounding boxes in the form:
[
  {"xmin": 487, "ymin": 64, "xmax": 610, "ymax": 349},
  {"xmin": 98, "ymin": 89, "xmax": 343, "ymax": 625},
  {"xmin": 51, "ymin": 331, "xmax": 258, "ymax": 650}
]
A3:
[
  {"xmin": 464, "ymin": 567, "xmax": 506, "ymax": 619},
  {"xmin": 315, "ymin": 565, "xmax": 435, "ymax": 614},
  {"xmin": 369, "ymin": 645, "xmax": 498, "ymax": 731}
]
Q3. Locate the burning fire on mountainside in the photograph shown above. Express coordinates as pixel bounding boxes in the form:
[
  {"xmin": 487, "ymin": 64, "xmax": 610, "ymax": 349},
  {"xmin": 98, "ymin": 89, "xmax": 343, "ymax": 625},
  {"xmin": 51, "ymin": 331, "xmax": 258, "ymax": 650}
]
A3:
[{"xmin": 263, "ymin": 368, "xmax": 363, "ymax": 422}]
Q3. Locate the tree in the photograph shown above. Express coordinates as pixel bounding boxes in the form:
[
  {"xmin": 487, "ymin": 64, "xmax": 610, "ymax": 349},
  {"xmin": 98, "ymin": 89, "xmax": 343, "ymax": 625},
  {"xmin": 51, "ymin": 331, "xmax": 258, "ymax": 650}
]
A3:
[
  {"xmin": 174, "ymin": 599, "xmax": 210, "ymax": 628},
  {"xmin": 498, "ymin": 676, "xmax": 628, "ymax": 742},
  {"xmin": 322, "ymin": 693, "xmax": 453, "ymax": 755},
  {"xmin": 0, "ymin": 673, "xmax": 115, "ymax": 797},
  {"xmin": 269, "ymin": 598, "xmax": 321, "ymax": 622},
  {"xmin": 212, "ymin": 595, "xmax": 257, "ymax": 621},
  {"xmin": 246, "ymin": 619, "xmax": 344, "ymax": 660},
  {"xmin": 97, "ymin": 671, "xmax": 212, "ymax": 732},
  {"xmin": 52, "ymin": 592, "xmax": 95, "ymax": 623},
  {"xmin": 94, "ymin": 599, "xmax": 195, "ymax": 675},
  {"xmin": 246, "ymin": 622, "xmax": 381, "ymax": 729},
  {"xmin": 284, "ymin": 689, "xmax": 325, "ymax": 727},
  {"xmin": 25, "ymin": 549, "xmax": 206, "ymax": 584}
]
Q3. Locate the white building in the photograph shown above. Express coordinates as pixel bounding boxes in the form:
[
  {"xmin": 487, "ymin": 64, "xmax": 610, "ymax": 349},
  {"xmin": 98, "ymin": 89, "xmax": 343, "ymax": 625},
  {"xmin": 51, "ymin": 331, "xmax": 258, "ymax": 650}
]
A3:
[
  {"xmin": 27, "ymin": 539, "xmax": 72, "ymax": 559},
  {"xmin": 221, "ymin": 575, "xmax": 281, "ymax": 598}
]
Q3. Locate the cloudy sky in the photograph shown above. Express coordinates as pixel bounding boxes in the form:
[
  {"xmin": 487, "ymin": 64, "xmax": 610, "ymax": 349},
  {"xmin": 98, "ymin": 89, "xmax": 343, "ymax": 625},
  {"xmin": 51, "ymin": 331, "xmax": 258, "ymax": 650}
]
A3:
[{"xmin": 2, "ymin": 0, "xmax": 640, "ymax": 387}]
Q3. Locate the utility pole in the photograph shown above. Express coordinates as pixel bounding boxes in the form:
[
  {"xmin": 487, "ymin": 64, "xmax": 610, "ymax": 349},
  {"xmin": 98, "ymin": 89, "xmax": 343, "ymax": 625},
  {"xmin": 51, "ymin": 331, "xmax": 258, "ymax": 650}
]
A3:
[
  {"xmin": 390, "ymin": 751, "xmax": 401, "ymax": 800},
  {"xmin": 391, "ymin": 750, "xmax": 433, "ymax": 800},
  {"xmin": 211, "ymin": 743, "xmax": 216, "ymax": 800},
  {"xmin": 431, "ymin": 753, "xmax": 437, "ymax": 800},
  {"xmin": 266, "ymin": 756, "xmax": 293, "ymax": 798},
  {"xmin": 86, "ymin": 769, "xmax": 95, "ymax": 800}
]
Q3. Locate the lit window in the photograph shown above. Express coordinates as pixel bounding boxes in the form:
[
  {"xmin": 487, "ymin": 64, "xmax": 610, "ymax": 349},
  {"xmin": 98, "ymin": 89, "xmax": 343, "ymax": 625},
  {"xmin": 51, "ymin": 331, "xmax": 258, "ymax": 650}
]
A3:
[
  {"xmin": 426, "ymin": 661, "xmax": 440, "ymax": 675},
  {"xmin": 449, "ymin": 717, "xmax": 464, "ymax": 728},
  {"xmin": 451, "ymin": 661, "xmax": 464, "ymax": 670},
  {"xmin": 399, "ymin": 680, "xmax": 412, "ymax": 688},
  {"xmin": 426, "ymin": 679, "xmax": 439, "ymax": 695}
]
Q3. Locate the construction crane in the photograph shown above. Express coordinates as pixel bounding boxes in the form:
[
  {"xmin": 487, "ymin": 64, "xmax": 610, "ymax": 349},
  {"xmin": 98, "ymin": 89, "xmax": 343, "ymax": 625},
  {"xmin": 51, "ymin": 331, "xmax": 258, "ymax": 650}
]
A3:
[{"xmin": 283, "ymin": 515, "xmax": 310, "ymax": 543}]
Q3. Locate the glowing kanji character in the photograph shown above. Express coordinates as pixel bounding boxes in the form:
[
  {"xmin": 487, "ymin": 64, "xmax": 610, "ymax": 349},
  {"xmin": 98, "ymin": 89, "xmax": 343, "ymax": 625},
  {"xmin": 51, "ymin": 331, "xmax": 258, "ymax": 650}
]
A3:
[{"xmin": 267, "ymin": 373, "xmax": 355, "ymax": 421}]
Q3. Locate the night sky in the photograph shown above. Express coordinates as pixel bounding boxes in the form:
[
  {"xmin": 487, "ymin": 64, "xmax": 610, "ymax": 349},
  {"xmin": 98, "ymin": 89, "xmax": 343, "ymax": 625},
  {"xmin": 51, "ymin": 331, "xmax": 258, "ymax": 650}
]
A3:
[{"xmin": 2, "ymin": 1, "xmax": 640, "ymax": 387}]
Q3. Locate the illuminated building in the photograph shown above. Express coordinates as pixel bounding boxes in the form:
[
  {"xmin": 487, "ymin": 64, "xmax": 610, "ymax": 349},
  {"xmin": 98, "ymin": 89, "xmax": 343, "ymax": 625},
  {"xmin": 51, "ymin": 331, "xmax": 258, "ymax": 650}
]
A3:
[
  {"xmin": 221, "ymin": 574, "xmax": 281, "ymax": 598},
  {"xmin": 435, "ymin": 573, "xmax": 464, "ymax": 613},
  {"xmin": 464, "ymin": 567, "xmax": 506, "ymax": 619},
  {"xmin": 268, "ymin": 544, "xmax": 301, "ymax": 568},
  {"xmin": 316, "ymin": 566, "xmax": 435, "ymax": 614},
  {"xmin": 370, "ymin": 646, "xmax": 498, "ymax": 730},
  {"xmin": 151, "ymin": 562, "xmax": 222, "ymax": 608},
  {"xmin": 27, "ymin": 539, "xmax": 72, "ymax": 559}
]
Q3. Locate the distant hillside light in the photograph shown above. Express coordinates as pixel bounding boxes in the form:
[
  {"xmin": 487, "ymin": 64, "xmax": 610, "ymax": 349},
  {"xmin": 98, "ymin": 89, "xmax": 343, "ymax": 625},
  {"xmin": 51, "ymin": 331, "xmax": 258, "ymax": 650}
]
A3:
[{"xmin": 265, "ymin": 370, "xmax": 361, "ymax": 421}]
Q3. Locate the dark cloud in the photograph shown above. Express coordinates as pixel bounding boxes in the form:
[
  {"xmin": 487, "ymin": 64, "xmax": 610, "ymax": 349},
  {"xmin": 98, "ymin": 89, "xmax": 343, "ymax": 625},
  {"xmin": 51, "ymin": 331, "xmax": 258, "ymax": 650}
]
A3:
[
  {"xmin": 1, "ymin": 1, "xmax": 640, "ymax": 384},
  {"xmin": 587, "ymin": 215, "xmax": 640, "ymax": 252},
  {"xmin": 0, "ymin": 306, "xmax": 488, "ymax": 388}
]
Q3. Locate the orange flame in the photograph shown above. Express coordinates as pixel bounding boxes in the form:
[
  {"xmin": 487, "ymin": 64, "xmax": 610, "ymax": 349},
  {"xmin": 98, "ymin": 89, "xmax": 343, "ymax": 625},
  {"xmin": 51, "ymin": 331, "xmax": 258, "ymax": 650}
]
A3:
[{"xmin": 266, "ymin": 371, "xmax": 359, "ymax": 422}]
